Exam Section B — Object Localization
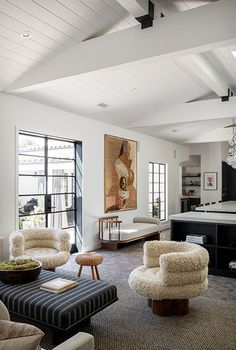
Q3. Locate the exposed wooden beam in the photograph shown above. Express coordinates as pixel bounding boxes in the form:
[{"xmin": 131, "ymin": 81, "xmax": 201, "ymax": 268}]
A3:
[{"xmin": 6, "ymin": 0, "xmax": 236, "ymax": 93}]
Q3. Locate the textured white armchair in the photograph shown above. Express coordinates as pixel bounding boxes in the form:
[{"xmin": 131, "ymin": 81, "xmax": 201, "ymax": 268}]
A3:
[
  {"xmin": 9, "ymin": 228, "xmax": 71, "ymax": 270},
  {"xmin": 128, "ymin": 241, "xmax": 209, "ymax": 316},
  {"xmin": 0, "ymin": 300, "xmax": 94, "ymax": 350}
]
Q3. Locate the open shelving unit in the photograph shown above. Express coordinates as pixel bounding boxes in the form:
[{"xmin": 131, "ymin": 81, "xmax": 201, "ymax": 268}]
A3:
[{"xmin": 171, "ymin": 220, "xmax": 236, "ymax": 278}]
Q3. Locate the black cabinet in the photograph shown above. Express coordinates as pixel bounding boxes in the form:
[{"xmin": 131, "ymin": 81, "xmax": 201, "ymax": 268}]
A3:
[
  {"xmin": 171, "ymin": 219, "xmax": 236, "ymax": 278},
  {"xmin": 222, "ymin": 161, "xmax": 236, "ymax": 201},
  {"xmin": 181, "ymin": 198, "xmax": 200, "ymax": 213}
]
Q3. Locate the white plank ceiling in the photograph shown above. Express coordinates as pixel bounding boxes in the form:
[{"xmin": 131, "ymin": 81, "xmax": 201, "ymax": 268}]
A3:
[{"xmin": 1, "ymin": 0, "xmax": 235, "ymax": 144}]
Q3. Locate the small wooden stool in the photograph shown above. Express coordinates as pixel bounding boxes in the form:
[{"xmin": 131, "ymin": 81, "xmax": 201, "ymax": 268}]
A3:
[{"xmin": 75, "ymin": 252, "xmax": 104, "ymax": 280}]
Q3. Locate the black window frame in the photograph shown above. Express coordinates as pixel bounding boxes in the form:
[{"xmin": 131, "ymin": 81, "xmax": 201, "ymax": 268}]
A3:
[
  {"xmin": 149, "ymin": 162, "xmax": 167, "ymax": 221},
  {"xmin": 18, "ymin": 131, "xmax": 82, "ymax": 246}
]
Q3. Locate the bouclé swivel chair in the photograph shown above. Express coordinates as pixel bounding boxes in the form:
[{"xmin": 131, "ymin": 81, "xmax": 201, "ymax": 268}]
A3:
[{"xmin": 128, "ymin": 241, "xmax": 209, "ymax": 316}]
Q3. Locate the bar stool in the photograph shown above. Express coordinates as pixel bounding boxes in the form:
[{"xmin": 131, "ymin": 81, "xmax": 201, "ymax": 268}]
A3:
[
  {"xmin": 75, "ymin": 252, "xmax": 104, "ymax": 280},
  {"xmin": 205, "ymin": 202, "xmax": 210, "ymax": 205},
  {"xmin": 211, "ymin": 202, "xmax": 216, "ymax": 204}
]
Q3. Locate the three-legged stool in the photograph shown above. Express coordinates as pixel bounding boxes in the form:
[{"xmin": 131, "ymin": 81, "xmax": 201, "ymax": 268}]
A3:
[{"xmin": 75, "ymin": 252, "xmax": 104, "ymax": 280}]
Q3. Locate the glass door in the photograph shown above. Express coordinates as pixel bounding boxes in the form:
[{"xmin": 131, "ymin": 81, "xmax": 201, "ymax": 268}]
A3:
[{"xmin": 18, "ymin": 132, "xmax": 78, "ymax": 244}]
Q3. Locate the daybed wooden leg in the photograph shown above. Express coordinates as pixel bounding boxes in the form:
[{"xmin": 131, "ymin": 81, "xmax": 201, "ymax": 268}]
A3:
[
  {"xmin": 148, "ymin": 299, "xmax": 152, "ymax": 308},
  {"xmin": 101, "ymin": 242, "xmax": 118, "ymax": 250}
]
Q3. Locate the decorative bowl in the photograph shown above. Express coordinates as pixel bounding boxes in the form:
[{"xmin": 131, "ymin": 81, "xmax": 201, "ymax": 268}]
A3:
[{"xmin": 0, "ymin": 259, "xmax": 42, "ymax": 284}]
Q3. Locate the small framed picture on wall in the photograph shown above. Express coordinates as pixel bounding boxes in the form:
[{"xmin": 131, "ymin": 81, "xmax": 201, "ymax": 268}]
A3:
[{"xmin": 204, "ymin": 172, "xmax": 217, "ymax": 190}]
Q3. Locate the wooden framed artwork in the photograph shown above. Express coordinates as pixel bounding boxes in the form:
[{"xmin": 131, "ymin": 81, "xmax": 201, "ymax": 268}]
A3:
[
  {"xmin": 104, "ymin": 134, "xmax": 137, "ymax": 213},
  {"xmin": 203, "ymin": 172, "xmax": 217, "ymax": 190}
]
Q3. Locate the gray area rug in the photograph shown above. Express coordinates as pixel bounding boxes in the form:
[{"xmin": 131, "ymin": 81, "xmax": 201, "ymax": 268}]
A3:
[{"xmin": 52, "ymin": 241, "xmax": 236, "ymax": 350}]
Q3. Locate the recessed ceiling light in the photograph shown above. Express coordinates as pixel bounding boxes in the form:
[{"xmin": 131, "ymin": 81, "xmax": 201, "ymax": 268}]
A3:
[
  {"xmin": 232, "ymin": 51, "xmax": 236, "ymax": 59},
  {"xmin": 97, "ymin": 102, "xmax": 109, "ymax": 108},
  {"xmin": 20, "ymin": 31, "xmax": 31, "ymax": 39},
  {"xmin": 132, "ymin": 88, "xmax": 137, "ymax": 92},
  {"xmin": 172, "ymin": 129, "xmax": 178, "ymax": 133}
]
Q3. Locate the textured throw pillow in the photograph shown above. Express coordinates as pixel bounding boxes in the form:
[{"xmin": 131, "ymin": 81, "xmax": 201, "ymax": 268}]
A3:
[{"xmin": 0, "ymin": 320, "xmax": 44, "ymax": 350}]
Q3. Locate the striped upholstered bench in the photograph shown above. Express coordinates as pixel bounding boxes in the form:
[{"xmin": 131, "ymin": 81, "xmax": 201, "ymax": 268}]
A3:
[{"xmin": 0, "ymin": 270, "xmax": 117, "ymax": 338}]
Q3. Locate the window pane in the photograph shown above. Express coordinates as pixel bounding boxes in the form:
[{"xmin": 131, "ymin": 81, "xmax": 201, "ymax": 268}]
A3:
[
  {"xmin": 19, "ymin": 176, "xmax": 46, "ymax": 195},
  {"xmin": 149, "ymin": 193, "xmax": 153, "ymax": 202},
  {"xmin": 48, "ymin": 158, "xmax": 75, "ymax": 176},
  {"xmin": 48, "ymin": 139, "xmax": 75, "ymax": 159},
  {"xmin": 50, "ymin": 194, "xmax": 75, "ymax": 212},
  {"xmin": 149, "ymin": 163, "xmax": 153, "ymax": 172},
  {"xmin": 48, "ymin": 177, "xmax": 75, "ymax": 194},
  {"xmin": 149, "ymin": 161, "xmax": 167, "ymax": 221},
  {"xmin": 160, "ymin": 164, "xmax": 165, "ymax": 174},
  {"xmin": 154, "ymin": 164, "xmax": 159, "ymax": 173},
  {"xmin": 160, "ymin": 201, "xmax": 165, "ymax": 209},
  {"xmin": 48, "ymin": 211, "xmax": 74, "ymax": 228},
  {"xmin": 19, "ymin": 155, "xmax": 45, "ymax": 175},
  {"xmin": 160, "ymin": 174, "xmax": 165, "ymax": 183},
  {"xmin": 64, "ymin": 227, "xmax": 75, "ymax": 244},
  {"xmin": 19, "ymin": 215, "xmax": 46, "ymax": 229},
  {"xmin": 154, "ymin": 183, "xmax": 159, "ymax": 192},
  {"xmin": 149, "ymin": 183, "xmax": 152, "ymax": 192},
  {"xmin": 19, "ymin": 195, "xmax": 44, "ymax": 215},
  {"xmin": 160, "ymin": 193, "xmax": 165, "ymax": 202},
  {"xmin": 160, "ymin": 184, "xmax": 165, "ymax": 192},
  {"xmin": 149, "ymin": 173, "xmax": 153, "ymax": 182},
  {"xmin": 19, "ymin": 134, "xmax": 45, "ymax": 156},
  {"xmin": 160, "ymin": 211, "xmax": 165, "ymax": 221},
  {"xmin": 154, "ymin": 173, "xmax": 159, "ymax": 182}
]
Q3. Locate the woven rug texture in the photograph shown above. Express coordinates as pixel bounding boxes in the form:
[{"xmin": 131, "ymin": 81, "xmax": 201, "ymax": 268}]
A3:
[{"xmin": 51, "ymin": 239, "xmax": 236, "ymax": 350}]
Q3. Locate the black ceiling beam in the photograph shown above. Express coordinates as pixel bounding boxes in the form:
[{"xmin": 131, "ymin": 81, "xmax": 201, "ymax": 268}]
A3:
[
  {"xmin": 136, "ymin": 1, "xmax": 155, "ymax": 29},
  {"xmin": 221, "ymin": 88, "xmax": 234, "ymax": 102}
]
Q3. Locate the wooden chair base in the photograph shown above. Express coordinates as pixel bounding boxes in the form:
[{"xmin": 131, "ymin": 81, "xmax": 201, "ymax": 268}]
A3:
[{"xmin": 148, "ymin": 299, "xmax": 189, "ymax": 316}]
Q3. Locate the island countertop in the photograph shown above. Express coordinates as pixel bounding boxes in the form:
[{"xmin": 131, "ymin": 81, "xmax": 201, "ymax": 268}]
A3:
[{"xmin": 169, "ymin": 211, "xmax": 236, "ymax": 225}]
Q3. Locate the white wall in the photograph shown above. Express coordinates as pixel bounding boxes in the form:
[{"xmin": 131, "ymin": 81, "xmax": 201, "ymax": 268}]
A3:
[
  {"xmin": 0, "ymin": 93, "xmax": 189, "ymax": 257},
  {"xmin": 189, "ymin": 142, "xmax": 228, "ymax": 204}
]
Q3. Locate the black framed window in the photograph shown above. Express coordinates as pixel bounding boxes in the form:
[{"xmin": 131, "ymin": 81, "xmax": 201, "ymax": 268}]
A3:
[
  {"xmin": 18, "ymin": 131, "xmax": 82, "ymax": 245},
  {"xmin": 149, "ymin": 162, "xmax": 167, "ymax": 221}
]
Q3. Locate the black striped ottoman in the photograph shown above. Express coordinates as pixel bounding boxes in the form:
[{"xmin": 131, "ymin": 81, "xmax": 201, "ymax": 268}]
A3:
[{"xmin": 0, "ymin": 270, "xmax": 117, "ymax": 337}]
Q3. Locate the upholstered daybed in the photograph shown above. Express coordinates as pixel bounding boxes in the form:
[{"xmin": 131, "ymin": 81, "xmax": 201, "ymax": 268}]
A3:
[{"xmin": 99, "ymin": 216, "xmax": 161, "ymax": 250}]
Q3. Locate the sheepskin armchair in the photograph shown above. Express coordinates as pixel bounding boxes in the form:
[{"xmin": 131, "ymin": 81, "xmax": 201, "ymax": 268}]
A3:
[
  {"xmin": 128, "ymin": 241, "xmax": 209, "ymax": 316},
  {"xmin": 9, "ymin": 228, "xmax": 71, "ymax": 270}
]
